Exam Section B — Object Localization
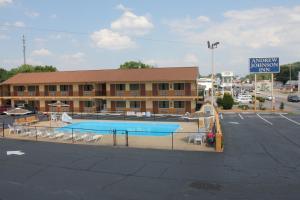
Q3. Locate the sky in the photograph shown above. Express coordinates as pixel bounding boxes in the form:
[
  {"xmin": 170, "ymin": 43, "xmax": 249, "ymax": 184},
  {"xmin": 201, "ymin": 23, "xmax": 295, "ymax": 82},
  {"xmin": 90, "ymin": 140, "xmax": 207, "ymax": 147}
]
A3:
[{"xmin": 0, "ymin": 0, "xmax": 300, "ymax": 76}]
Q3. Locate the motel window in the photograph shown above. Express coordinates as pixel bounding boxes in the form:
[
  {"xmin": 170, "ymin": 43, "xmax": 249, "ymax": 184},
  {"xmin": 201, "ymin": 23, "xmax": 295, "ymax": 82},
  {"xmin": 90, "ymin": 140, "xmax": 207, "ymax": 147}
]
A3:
[
  {"xmin": 130, "ymin": 84, "xmax": 140, "ymax": 91},
  {"xmin": 174, "ymin": 101, "xmax": 185, "ymax": 108},
  {"xmin": 159, "ymin": 101, "xmax": 169, "ymax": 108},
  {"xmin": 116, "ymin": 84, "xmax": 126, "ymax": 91},
  {"xmin": 48, "ymin": 85, "xmax": 57, "ymax": 91},
  {"xmin": 60, "ymin": 85, "xmax": 69, "ymax": 91},
  {"xmin": 116, "ymin": 101, "xmax": 126, "ymax": 108},
  {"xmin": 16, "ymin": 86, "xmax": 25, "ymax": 91},
  {"xmin": 174, "ymin": 83, "xmax": 185, "ymax": 90},
  {"xmin": 158, "ymin": 83, "xmax": 169, "ymax": 90},
  {"xmin": 83, "ymin": 85, "xmax": 93, "ymax": 91},
  {"xmin": 28, "ymin": 86, "xmax": 36, "ymax": 91},
  {"xmin": 84, "ymin": 101, "xmax": 93, "ymax": 107},
  {"xmin": 130, "ymin": 101, "xmax": 141, "ymax": 108}
]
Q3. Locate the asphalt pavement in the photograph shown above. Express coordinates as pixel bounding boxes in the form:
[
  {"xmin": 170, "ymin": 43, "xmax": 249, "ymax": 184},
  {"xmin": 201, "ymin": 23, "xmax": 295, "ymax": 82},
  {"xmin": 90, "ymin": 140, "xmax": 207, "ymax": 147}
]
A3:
[{"xmin": 0, "ymin": 113, "xmax": 300, "ymax": 199}]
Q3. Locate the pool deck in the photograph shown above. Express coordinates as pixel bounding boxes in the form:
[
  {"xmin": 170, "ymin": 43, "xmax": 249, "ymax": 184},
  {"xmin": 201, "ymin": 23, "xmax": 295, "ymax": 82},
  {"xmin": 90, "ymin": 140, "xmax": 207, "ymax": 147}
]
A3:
[{"xmin": 4, "ymin": 119, "xmax": 214, "ymax": 152}]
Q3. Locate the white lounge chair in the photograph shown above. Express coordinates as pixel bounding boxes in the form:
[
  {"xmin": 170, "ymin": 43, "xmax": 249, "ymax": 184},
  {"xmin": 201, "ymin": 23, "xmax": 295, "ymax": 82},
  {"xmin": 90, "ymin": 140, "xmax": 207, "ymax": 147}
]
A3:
[
  {"xmin": 86, "ymin": 134, "xmax": 103, "ymax": 142},
  {"xmin": 40, "ymin": 129, "xmax": 55, "ymax": 138},
  {"xmin": 62, "ymin": 133, "xmax": 75, "ymax": 141},
  {"xmin": 74, "ymin": 134, "xmax": 89, "ymax": 141},
  {"xmin": 50, "ymin": 132, "xmax": 64, "ymax": 139}
]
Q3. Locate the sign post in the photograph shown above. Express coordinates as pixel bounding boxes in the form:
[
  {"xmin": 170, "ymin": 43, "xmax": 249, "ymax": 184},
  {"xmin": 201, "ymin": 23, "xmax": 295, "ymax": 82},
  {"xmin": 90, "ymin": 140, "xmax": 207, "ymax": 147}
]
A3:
[
  {"xmin": 249, "ymin": 57, "xmax": 280, "ymax": 111},
  {"xmin": 254, "ymin": 74, "xmax": 257, "ymax": 111}
]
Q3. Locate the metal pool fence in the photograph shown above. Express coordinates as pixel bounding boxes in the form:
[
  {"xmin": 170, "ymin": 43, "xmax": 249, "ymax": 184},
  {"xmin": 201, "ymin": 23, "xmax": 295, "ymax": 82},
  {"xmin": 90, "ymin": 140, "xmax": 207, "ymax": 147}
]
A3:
[{"xmin": 0, "ymin": 123, "xmax": 216, "ymax": 151}]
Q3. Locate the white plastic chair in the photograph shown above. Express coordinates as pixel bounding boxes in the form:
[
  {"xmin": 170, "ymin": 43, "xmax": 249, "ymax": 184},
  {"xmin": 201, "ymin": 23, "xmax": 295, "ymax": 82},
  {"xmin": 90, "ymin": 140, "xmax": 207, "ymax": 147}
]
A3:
[{"xmin": 8, "ymin": 124, "xmax": 22, "ymax": 134}]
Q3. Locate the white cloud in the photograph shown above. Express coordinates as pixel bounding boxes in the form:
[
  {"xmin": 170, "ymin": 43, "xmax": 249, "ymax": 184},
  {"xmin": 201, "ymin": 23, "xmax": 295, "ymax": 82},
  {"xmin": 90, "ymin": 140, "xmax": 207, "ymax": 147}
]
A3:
[
  {"xmin": 32, "ymin": 48, "xmax": 52, "ymax": 56},
  {"xmin": 25, "ymin": 11, "xmax": 40, "ymax": 17},
  {"xmin": 115, "ymin": 4, "xmax": 130, "ymax": 11},
  {"xmin": 14, "ymin": 21, "xmax": 25, "ymax": 27},
  {"xmin": 61, "ymin": 52, "xmax": 85, "ymax": 63},
  {"xmin": 111, "ymin": 10, "xmax": 154, "ymax": 35},
  {"xmin": 165, "ymin": 5, "xmax": 300, "ymax": 75},
  {"xmin": 0, "ymin": 0, "xmax": 12, "ymax": 7},
  {"xmin": 90, "ymin": 29, "xmax": 136, "ymax": 50},
  {"xmin": 167, "ymin": 6, "xmax": 300, "ymax": 49}
]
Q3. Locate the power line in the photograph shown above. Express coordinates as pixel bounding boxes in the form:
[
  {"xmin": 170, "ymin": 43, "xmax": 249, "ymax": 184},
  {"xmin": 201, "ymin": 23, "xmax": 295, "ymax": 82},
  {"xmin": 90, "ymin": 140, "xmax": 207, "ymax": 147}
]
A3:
[{"xmin": 0, "ymin": 23, "xmax": 200, "ymax": 47}]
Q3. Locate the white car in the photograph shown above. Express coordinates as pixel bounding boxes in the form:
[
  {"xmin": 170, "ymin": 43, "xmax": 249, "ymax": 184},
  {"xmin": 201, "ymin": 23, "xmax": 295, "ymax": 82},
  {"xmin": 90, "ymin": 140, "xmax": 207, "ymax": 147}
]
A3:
[
  {"xmin": 266, "ymin": 96, "xmax": 273, "ymax": 101},
  {"xmin": 236, "ymin": 95, "xmax": 253, "ymax": 104}
]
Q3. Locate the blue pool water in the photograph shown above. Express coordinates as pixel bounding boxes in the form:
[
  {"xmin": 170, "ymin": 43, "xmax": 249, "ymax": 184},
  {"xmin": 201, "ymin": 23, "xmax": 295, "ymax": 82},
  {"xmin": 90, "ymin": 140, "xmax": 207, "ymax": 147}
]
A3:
[{"xmin": 57, "ymin": 121, "xmax": 180, "ymax": 136}]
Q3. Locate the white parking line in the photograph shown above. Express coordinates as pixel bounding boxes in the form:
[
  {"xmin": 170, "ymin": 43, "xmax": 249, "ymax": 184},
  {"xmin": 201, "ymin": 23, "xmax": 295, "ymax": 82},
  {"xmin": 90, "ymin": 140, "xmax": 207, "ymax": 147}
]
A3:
[
  {"xmin": 280, "ymin": 114, "xmax": 300, "ymax": 126},
  {"xmin": 256, "ymin": 114, "xmax": 273, "ymax": 125},
  {"xmin": 238, "ymin": 113, "xmax": 244, "ymax": 120}
]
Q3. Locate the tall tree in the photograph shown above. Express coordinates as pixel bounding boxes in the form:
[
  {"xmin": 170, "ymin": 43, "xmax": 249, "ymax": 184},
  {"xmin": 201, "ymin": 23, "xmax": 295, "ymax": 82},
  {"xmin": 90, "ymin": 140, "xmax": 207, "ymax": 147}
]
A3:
[
  {"xmin": 0, "ymin": 64, "xmax": 57, "ymax": 82},
  {"xmin": 274, "ymin": 62, "xmax": 300, "ymax": 84},
  {"xmin": 120, "ymin": 61, "xmax": 152, "ymax": 69}
]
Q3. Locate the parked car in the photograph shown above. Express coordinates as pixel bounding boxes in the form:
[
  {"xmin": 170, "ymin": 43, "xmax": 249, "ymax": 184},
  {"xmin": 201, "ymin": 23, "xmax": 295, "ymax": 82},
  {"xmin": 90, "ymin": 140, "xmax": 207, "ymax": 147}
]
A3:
[
  {"xmin": 266, "ymin": 96, "xmax": 273, "ymax": 101},
  {"xmin": 287, "ymin": 95, "xmax": 300, "ymax": 102},
  {"xmin": 236, "ymin": 95, "xmax": 253, "ymax": 104},
  {"xmin": 0, "ymin": 105, "xmax": 10, "ymax": 114}
]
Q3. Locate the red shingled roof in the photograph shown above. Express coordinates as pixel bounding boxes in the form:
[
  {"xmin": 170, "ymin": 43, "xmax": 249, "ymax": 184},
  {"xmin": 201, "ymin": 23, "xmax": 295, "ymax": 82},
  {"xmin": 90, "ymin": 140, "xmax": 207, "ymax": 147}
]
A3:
[{"xmin": 2, "ymin": 67, "xmax": 199, "ymax": 85}]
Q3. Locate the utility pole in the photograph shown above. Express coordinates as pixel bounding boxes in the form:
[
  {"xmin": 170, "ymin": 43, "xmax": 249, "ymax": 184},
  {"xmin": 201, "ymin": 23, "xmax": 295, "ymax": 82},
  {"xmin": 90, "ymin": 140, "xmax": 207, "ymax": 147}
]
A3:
[
  {"xmin": 289, "ymin": 63, "xmax": 292, "ymax": 82},
  {"xmin": 22, "ymin": 34, "xmax": 26, "ymax": 65},
  {"xmin": 207, "ymin": 41, "xmax": 220, "ymax": 106}
]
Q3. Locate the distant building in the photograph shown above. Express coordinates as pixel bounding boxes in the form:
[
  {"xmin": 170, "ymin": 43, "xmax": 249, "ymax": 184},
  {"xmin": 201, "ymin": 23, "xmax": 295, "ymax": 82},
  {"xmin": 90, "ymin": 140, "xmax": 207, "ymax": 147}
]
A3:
[
  {"xmin": 221, "ymin": 71, "xmax": 233, "ymax": 95},
  {"xmin": 197, "ymin": 78, "xmax": 212, "ymax": 97}
]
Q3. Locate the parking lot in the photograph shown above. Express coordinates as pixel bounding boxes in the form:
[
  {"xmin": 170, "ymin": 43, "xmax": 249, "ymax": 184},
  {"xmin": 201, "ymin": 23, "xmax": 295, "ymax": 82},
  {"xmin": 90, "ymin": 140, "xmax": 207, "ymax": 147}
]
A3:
[{"xmin": 0, "ymin": 113, "xmax": 300, "ymax": 199}]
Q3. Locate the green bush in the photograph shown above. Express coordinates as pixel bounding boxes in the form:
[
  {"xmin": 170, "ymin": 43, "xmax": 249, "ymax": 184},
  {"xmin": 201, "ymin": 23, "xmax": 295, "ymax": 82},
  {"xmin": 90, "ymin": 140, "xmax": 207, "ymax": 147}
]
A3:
[
  {"xmin": 238, "ymin": 105, "xmax": 249, "ymax": 110},
  {"xmin": 216, "ymin": 97, "xmax": 223, "ymax": 107},
  {"xmin": 280, "ymin": 102, "xmax": 284, "ymax": 110},
  {"xmin": 222, "ymin": 93, "xmax": 234, "ymax": 110},
  {"xmin": 256, "ymin": 96, "xmax": 265, "ymax": 103}
]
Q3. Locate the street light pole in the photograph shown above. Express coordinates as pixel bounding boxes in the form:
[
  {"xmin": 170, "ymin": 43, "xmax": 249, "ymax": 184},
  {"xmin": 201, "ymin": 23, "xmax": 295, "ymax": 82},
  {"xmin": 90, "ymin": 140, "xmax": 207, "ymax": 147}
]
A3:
[
  {"xmin": 289, "ymin": 63, "xmax": 292, "ymax": 82},
  {"xmin": 207, "ymin": 41, "xmax": 220, "ymax": 106},
  {"xmin": 211, "ymin": 47, "xmax": 214, "ymax": 106}
]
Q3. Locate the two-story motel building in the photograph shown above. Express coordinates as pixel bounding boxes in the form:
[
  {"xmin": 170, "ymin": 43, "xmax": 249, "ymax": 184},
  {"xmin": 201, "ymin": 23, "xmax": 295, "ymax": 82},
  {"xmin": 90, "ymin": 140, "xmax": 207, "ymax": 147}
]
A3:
[{"xmin": 0, "ymin": 67, "xmax": 201, "ymax": 114}]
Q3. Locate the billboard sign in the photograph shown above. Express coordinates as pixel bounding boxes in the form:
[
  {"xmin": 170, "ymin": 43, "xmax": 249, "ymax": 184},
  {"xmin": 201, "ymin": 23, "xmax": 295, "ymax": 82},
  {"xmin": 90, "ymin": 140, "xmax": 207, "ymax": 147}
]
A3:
[{"xmin": 249, "ymin": 57, "xmax": 280, "ymax": 73}]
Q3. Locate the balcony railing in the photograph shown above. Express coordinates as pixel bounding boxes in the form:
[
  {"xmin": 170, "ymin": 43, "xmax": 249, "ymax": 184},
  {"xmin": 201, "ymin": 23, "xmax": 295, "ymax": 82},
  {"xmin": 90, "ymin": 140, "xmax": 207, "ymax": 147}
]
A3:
[
  {"xmin": 174, "ymin": 90, "xmax": 185, "ymax": 96},
  {"xmin": 158, "ymin": 90, "xmax": 168, "ymax": 96},
  {"xmin": 60, "ymin": 91, "xmax": 69, "ymax": 96},
  {"xmin": 28, "ymin": 91, "xmax": 37, "ymax": 96},
  {"xmin": 48, "ymin": 91, "xmax": 57, "ymax": 96},
  {"xmin": 83, "ymin": 91, "xmax": 94, "ymax": 96},
  {"xmin": 17, "ymin": 91, "xmax": 25, "ymax": 96},
  {"xmin": 116, "ymin": 91, "xmax": 125, "ymax": 96},
  {"xmin": 129, "ymin": 90, "xmax": 140, "ymax": 96}
]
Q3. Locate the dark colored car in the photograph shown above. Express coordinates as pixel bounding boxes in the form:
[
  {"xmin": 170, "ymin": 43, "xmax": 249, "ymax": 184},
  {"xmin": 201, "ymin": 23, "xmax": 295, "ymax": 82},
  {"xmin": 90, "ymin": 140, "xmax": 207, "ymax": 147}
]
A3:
[
  {"xmin": 287, "ymin": 95, "xmax": 300, "ymax": 102},
  {"xmin": 0, "ymin": 105, "xmax": 10, "ymax": 114}
]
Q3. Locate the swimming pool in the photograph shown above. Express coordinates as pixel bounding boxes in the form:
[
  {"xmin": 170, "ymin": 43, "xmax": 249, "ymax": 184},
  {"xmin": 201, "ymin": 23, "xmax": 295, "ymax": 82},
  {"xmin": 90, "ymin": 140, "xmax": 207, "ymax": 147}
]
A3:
[{"xmin": 57, "ymin": 121, "xmax": 180, "ymax": 136}]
